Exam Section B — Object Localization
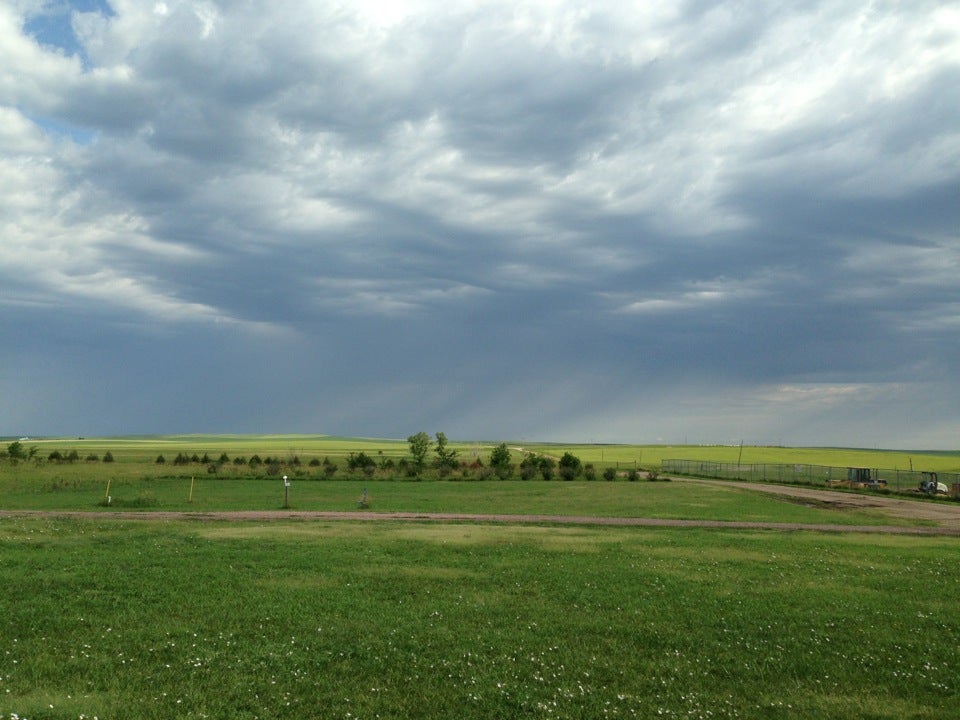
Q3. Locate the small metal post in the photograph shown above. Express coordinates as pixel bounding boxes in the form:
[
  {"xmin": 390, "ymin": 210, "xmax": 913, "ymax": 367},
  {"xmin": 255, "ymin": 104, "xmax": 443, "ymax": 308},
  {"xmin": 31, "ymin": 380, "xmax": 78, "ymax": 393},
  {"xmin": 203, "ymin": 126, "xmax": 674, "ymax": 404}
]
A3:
[{"xmin": 283, "ymin": 475, "xmax": 290, "ymax": 508}]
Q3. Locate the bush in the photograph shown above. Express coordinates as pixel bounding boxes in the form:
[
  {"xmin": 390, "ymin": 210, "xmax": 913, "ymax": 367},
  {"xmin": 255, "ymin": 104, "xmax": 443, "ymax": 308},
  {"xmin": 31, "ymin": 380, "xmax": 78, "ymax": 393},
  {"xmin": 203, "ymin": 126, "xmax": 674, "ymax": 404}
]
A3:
[
  {"xmin": 520, "ymin": 464, "xmax": 539, "ymax": 481},
  {"xmin": 558, "ymin": 452, "xmax": 582, "ymax": 480},
  {"xmin": 347, "ymin": 452, "xmax": 377, "ymax": 472},
  {"xmin": 103, "ymin": 451, "xmax": 115, "ymax": 463},
  {"xmin": 627, "ymin": 469, "xmax": 639, "ymax": 482},
  {"xmin": 603, "ymin": 467, "xmax": 617, "ymax": 481}
]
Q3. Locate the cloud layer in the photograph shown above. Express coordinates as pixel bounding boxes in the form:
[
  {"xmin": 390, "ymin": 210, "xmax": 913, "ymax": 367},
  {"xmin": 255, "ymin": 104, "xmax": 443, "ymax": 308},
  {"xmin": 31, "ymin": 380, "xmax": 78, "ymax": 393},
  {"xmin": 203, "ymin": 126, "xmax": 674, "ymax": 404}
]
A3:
[{"xmin": 2, "ymin": 0, "xmax": 959, "ymax": 447}]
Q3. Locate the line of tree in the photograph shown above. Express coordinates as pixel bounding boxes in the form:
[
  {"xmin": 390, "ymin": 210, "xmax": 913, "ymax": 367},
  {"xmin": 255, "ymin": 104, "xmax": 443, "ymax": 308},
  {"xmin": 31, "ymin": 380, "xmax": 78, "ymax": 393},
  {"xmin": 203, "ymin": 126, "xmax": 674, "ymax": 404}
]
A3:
[
  {"xmin": 2, "ymin": 436, "xmax": 654, "ymax": 481},
  {"xmin": 1, "ymin": 442, "xmax": 116, "ymax": 464}
]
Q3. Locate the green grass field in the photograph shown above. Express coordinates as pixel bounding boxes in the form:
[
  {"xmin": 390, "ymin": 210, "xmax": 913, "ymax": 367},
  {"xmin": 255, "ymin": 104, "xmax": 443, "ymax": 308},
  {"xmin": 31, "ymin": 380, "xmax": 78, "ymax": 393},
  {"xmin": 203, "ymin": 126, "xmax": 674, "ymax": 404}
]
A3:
[
  {"xmin": 1, "ymin": 517, "xmax": 957, "ymax": 719},
  {"xmin": 0, "ymin": 476, "xmax": 931, "ymax": 528},
  {"xmin": 2, "ymin": 436, "xmax": 959, "ymax": 719}
]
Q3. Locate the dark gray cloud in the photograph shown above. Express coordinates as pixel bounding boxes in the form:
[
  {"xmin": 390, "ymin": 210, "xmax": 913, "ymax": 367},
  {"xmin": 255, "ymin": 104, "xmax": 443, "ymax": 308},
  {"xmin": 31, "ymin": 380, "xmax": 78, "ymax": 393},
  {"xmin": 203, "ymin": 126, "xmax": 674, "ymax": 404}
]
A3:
[{"xmin": 2, "ymin": 0, "xmax": 958, "ymax": 447}]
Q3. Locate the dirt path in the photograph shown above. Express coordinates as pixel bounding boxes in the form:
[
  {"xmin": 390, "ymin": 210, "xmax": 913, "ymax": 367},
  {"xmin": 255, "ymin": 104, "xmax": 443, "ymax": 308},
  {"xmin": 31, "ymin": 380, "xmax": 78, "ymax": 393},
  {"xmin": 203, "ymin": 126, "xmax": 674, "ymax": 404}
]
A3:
[
  {"xmin": 2, "ymin": 505, "xmax": 959, "ymax": 536},
  {"xmin": 672, "ymin": 477, "xmax": 960, "ymax": 530}
]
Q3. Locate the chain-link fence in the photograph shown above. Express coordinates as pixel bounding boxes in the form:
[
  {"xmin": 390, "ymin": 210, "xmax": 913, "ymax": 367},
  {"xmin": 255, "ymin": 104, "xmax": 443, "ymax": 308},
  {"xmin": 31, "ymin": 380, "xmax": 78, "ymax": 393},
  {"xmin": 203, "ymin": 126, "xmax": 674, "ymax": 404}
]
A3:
[{"xmin": 661, "ymin": 459, "xmax": 960, "ymax": 495}]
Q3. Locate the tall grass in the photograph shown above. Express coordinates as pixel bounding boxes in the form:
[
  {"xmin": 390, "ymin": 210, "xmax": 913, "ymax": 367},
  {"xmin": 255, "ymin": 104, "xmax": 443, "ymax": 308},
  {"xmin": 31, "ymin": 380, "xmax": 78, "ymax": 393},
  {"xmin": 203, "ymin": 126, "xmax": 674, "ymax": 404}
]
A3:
[{"xmin": 0, "ymin": 518, "xmax": 957, "ymax": 719}]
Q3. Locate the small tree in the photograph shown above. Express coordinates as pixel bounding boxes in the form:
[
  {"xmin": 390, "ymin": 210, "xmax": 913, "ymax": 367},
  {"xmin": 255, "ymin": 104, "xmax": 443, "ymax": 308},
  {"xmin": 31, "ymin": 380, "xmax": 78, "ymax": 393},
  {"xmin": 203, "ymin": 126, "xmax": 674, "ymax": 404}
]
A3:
[
  {"xmin": 347, "ymin": 452, "xmax": 377, "ymax": 473},
  {"xmin": 490, "ymin": 443, "xmax": 513, "ymax": 479},
  {"xmin": 540, "ymin": 461, "xmax": 555, "ymax": 481},
  {"xmin": 519, "ymin": 453, "xmax": 542, "ymax": 480},
  {"xmin": 6, "ymin": 441, "xmax": 26, "ymax": 460},
  {"xmin": 323, "ymin": 460, "xmax": 338, "ymax": 478},
  {"xmin": 407, "ymin": 432, "xmax": 431, "ymax": 471},
  {"xmin": 434, "ymin": 432, "xmax": 458, "ymax": 470},
  {"xmin": 558, "ymin": 452, "xmax": 582, "ymax": 480}
]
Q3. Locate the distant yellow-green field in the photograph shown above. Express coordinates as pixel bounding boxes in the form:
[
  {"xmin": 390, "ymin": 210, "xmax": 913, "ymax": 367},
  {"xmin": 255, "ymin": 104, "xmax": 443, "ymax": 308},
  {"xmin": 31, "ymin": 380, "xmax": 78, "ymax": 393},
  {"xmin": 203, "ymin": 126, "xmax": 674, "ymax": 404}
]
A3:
[{"xmin": 7, "ymin": 434, "xmax": 960, "ymax": 472}]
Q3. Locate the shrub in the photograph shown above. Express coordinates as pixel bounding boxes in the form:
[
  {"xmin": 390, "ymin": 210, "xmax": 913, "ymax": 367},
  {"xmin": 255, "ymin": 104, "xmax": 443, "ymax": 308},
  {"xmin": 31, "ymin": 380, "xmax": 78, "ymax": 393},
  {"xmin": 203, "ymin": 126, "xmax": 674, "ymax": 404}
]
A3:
[
  {"xmin": 6, "ymin": 441, "xmax": 26, "ymax": 460},
  {"xmin": 347, "ymin": 452, "xmax": 377, "ymax": 472},
  {"xmin": 49, "ymin": 450, "xmax": 64, "ymax": 462},
  {"xmin": 627, "ymin": 469, "xmax": 639, "ymax": 481},
  {"xmin": 103, "ymin": 451, "xmax": 115, "ymax": 463},
  {"xmin": 558, "ymin": 452, "xmax": 582, "ymax": 480},
  {"xmin": 603, "ymin": 467, "xmax": 617, "ymax": 481}
]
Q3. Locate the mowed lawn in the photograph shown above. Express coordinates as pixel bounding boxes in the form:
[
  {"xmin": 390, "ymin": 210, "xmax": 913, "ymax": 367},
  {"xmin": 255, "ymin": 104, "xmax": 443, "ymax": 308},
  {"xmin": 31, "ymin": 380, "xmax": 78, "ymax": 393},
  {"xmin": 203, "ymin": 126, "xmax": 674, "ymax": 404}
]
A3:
[
  {"xmin": 1, "ymin": 516, "xmax": 958, "ymax": 720},
  {"xmin": 0, "ymin": 475, "xmax": 934, "ymax": 528}
]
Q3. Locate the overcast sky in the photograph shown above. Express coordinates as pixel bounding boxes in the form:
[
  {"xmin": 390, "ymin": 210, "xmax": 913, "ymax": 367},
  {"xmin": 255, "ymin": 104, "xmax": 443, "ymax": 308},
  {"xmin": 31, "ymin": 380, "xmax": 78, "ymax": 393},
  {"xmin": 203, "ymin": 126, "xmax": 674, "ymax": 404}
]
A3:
[{"xmin": 2, "ymin": 1, "xmax": 959, "ymax": 448}]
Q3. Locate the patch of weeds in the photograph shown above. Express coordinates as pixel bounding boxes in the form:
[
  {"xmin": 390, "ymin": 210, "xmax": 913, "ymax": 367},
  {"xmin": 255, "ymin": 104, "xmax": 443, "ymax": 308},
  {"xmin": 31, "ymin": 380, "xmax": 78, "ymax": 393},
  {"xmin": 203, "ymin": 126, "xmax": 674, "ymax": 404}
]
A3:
[{"xmin": 97, "ymin": 494, "xmax": 159, "ymax": 508}]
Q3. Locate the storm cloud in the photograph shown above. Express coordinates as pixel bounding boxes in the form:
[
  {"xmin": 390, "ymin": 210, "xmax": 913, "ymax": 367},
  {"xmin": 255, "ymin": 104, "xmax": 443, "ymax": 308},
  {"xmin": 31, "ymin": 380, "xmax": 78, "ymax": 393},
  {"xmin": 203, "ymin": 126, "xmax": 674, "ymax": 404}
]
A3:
[{"xmin": 2, "ymin": 0, "xmax": 958, "ymax": 447}]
